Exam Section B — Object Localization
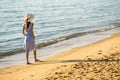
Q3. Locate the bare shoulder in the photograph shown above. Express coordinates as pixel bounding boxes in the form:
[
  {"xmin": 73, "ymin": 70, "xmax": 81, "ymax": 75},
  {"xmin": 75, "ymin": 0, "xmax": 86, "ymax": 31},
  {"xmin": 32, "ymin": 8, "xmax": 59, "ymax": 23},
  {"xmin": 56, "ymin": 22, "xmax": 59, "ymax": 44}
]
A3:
[{"xmin": 22, "ymin": 23, "xmax": 25, "ymax": 28}]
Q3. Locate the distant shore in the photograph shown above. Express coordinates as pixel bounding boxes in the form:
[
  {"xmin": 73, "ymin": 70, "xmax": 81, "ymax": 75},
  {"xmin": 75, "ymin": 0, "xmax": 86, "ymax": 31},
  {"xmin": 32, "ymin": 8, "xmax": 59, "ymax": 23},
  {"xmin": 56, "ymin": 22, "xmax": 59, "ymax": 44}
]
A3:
[{"xmin": 0, "ymin": 31, "xmax": 120, "ymax": 79}]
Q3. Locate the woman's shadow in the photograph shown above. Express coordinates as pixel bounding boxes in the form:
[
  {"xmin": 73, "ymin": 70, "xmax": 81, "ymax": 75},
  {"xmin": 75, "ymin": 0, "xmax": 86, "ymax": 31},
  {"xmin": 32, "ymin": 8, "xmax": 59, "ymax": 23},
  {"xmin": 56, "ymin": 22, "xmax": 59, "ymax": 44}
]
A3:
[{"xmin": 32, "ymin": 59, "xmax": 120, "ymax": 65}]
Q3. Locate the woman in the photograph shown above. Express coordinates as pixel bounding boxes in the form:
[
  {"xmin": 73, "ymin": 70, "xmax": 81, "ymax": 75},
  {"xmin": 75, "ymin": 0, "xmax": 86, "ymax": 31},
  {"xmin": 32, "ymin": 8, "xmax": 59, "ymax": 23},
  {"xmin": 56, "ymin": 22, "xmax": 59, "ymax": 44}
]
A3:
[{"xmin": 22, "ymin": 14, "xmax": 38, "ymax": 64}]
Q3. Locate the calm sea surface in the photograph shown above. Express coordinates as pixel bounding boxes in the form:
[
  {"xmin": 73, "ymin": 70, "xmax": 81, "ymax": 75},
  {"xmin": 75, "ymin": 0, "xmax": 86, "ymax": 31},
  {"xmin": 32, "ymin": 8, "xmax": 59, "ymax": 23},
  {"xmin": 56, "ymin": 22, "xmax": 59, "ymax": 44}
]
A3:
[{"xmin": 0, "ymin": 0, "xmax": 120, "ymax": 54}]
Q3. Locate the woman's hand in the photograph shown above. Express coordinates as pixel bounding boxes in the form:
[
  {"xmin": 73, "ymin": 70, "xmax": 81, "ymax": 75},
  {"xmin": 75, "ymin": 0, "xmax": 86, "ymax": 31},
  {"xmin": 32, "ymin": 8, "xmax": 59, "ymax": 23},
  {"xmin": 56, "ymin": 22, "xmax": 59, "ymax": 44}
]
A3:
[{"xmin": 32, "ymin": 35, "xmax": 35, "ymax": 38}]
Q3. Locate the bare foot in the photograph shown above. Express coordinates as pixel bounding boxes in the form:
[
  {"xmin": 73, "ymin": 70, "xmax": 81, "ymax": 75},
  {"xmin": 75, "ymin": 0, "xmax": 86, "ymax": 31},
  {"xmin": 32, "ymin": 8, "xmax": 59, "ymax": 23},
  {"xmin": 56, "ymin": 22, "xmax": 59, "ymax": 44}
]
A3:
[
  {"xmin": 35, "ymin": 59, "xmax": 43, "ymax": 62},
  {"xmin": 26, "ymin": 62, "xmax": 31, "ymax": 64},
  {"xmin": 35, "ymin": 59, "xmax": 39, "ymax": 62}
]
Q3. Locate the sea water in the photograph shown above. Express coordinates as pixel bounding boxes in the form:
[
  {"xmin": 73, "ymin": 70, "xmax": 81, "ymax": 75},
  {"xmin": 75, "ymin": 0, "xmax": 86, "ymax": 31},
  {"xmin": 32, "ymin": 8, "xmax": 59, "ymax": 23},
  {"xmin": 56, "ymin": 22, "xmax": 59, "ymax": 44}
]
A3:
[{"xmin": 0, "ymin": 0, "xmax": 120, "ymax": 57}]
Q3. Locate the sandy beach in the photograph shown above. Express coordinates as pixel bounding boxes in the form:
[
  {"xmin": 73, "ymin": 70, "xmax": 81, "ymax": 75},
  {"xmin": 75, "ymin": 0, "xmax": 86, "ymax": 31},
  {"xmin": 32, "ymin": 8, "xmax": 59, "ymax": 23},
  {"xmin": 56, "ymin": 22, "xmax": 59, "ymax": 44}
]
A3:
[{"xmin": 0, "ymin": 32, "xmax": 120, "ymax": 80}]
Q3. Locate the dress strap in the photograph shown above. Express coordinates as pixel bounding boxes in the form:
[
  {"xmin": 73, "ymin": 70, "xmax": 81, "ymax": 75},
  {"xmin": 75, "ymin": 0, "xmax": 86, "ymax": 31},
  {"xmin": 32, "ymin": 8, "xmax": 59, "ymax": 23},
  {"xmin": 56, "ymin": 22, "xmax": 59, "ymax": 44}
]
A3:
[{"xmin": 29, "ymin": 22, "xmax": 33, "ymax": 28}]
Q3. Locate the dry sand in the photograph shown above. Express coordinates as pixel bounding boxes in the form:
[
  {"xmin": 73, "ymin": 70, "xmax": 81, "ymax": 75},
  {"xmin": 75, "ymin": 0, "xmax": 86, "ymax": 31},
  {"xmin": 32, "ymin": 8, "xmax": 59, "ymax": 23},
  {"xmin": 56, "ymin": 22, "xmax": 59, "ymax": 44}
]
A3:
[{"xmin": 0, "ymin": 33, "xmax": 120, "ymax": 80}]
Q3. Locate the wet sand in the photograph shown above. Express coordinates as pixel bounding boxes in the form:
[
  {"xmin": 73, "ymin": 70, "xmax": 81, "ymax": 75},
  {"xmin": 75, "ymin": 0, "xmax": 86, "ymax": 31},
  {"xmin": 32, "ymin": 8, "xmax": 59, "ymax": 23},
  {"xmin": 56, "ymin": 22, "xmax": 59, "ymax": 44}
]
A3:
[{"xmin": 0, "ymin": 32, "xmax": 120, "ymax": 80}]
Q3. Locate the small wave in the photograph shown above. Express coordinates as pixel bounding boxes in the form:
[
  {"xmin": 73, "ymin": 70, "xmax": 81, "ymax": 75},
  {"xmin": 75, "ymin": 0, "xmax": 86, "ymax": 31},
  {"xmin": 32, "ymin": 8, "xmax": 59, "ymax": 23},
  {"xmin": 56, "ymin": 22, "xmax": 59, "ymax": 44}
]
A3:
[
  {"xmin": 0, "ymin": 48, "xmax": 23, "ymax": 59},
  {"xmin": 0, "ymin": 24, "xmax": 120, "ymax": 59}
]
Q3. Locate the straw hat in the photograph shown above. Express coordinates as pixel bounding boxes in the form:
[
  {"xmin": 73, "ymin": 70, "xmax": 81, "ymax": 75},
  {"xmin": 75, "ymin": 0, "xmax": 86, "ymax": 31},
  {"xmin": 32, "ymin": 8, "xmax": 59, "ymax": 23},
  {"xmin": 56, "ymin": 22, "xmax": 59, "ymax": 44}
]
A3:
[{"xmin": 24, "ymin": 14, "xmax": 34, "ymax": 22}]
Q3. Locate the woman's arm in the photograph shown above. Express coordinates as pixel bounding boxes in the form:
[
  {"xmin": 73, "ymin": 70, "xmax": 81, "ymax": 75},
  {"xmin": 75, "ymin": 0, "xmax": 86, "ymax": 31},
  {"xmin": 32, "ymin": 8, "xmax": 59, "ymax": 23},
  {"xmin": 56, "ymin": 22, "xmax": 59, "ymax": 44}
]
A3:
[
  {"xmin": 30, "ymin": 23, "xmax": 35, "ymax": 38},
  {"xmin": 22, "ymin": 24, "xmax": 25, "ymax": 36}
]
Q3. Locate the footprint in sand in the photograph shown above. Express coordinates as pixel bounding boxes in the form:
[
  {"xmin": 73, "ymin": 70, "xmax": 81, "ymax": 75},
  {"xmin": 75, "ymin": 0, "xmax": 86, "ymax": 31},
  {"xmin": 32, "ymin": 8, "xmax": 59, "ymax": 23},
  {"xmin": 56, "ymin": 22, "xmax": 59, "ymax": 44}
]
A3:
[{"xmin": 98, "ymin": 50, "xmax": 103, "ymax": 55}]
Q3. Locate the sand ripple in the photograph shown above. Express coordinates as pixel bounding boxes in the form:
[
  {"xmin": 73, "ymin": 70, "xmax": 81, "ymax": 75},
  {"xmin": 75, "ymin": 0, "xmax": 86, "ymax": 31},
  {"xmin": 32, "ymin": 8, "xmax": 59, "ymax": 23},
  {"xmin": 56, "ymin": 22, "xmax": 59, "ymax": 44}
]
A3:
[{"xmin": 44, "ymin": 53, "xmax": 120, "ymax": 80}]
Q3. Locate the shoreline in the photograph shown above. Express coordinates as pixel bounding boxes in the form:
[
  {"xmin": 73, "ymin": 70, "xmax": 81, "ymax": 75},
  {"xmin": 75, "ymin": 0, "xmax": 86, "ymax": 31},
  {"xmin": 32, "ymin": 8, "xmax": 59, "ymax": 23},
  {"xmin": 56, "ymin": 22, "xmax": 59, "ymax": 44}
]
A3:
[
  {"xmin": 0, "ymin": 24, "xmax": 120, "ymax": 59},
  {"xmin": 0, "ymin": 29, "xmax": 120, "ymax": 79},
  {"xmin": 0, "ymin": 27, "xmax": 120, "ymax": 68}
]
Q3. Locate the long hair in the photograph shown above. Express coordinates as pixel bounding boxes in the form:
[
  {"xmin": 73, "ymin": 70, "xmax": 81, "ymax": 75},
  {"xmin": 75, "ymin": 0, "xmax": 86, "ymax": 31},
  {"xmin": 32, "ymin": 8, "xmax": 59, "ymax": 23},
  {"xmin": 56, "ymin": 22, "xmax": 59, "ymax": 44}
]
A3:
[{"xmin": 25, "ymin": 22, "xmax": 30, "ymax": 29}]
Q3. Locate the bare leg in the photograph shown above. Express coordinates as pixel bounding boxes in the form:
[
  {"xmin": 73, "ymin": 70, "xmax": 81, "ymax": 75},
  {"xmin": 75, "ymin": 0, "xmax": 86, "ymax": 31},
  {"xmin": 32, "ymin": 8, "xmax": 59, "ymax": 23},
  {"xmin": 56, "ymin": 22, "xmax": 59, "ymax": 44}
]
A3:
[
  {"xmin": 26, "ymin": 50, "xmax": 30, "ymax": 64},
  {"xmin": 33, "ymin": 50, "xmax": 38, "ymax": 62}
]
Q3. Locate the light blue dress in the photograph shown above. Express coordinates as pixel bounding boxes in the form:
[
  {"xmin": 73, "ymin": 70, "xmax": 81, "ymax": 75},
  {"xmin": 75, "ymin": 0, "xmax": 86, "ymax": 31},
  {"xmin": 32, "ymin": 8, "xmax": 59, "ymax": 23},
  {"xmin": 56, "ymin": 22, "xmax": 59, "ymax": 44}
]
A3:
[{"xmin": 23, "ymin": 23, "xmax": 35, "ymax": 50}]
